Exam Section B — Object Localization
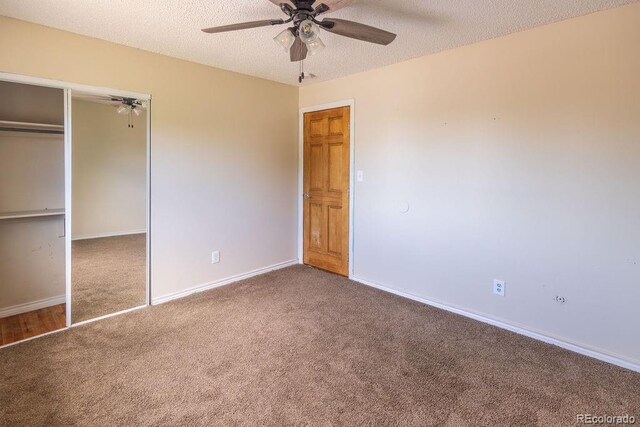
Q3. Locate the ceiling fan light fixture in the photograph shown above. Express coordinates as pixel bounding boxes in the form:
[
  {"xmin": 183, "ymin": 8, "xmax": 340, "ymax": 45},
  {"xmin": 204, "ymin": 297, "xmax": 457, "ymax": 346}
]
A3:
[
  {"xmin": 273, "ymin": 28, "xmax": 296, "ymax": 51},
  {"xmin": 116, "ymin": 105, "xmax": 129, "ymax": 115},
  {"xmin": 132, "ymin": 107, "xmax": 142, "ymax": 116},
  {"xmin": 298, "ymin": 19, "xmax": 319, "ymax": 44},
  {"xmin": 306, "ymin": 37, "xmax": 325, "ymax": 56}
]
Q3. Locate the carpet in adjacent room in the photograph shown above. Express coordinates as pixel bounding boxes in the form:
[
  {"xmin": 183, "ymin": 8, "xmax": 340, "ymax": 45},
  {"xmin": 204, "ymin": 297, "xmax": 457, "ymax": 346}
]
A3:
[{"xmin": 71, "ymin": 233, "xmax": 146, "ymax": 323}]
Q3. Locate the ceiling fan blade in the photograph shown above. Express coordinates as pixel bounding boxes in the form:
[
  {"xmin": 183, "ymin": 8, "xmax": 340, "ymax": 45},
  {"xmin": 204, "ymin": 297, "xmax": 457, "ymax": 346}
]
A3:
[
  {"xmin": 319, "ymin": 0, "xmax": 355, "ymax": 12},
  {"xmin": 321, "ymin": 18, "xmax": 396, "ymax": 45},
  {"xmin": 202, "ymin": 19, "xmax": 284, "ymax": 34},
  {"xmin": 290, "ymin": 36, "xmax": 308, "ymax": 62}
]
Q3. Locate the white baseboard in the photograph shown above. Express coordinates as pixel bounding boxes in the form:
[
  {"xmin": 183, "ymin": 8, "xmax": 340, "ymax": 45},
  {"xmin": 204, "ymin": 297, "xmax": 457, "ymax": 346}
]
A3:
[
  {"xmin": 152, "ymin": 259, "xmax": 299, "ymax": 305},
  {"xmin": 72, "ymin": 229, "xmax": 146, "ymax": 241},
  {"xmin": 0, "ymin": 294, "xmax": 66, "ymax": 319},
  {"xmin": 351, "ymin": 275, "xmax": 640, "ymax": 373}
]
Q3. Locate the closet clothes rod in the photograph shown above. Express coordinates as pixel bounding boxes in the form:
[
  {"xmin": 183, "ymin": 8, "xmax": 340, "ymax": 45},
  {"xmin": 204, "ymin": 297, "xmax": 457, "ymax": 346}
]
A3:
[
  {"xmin": 0, "ymin": 120, "xmax": 64, "ymax": 135},
  {"xmin": 0, "ymin": 126, "xmax": 64, "ymax": 135}
]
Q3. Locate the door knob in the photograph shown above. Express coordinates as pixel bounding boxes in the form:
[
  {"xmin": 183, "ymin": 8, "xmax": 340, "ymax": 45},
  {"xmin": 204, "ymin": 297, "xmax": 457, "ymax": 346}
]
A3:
[{"xmin": 303, "ymin": 193, "xmax": 311, "ymax": 199}]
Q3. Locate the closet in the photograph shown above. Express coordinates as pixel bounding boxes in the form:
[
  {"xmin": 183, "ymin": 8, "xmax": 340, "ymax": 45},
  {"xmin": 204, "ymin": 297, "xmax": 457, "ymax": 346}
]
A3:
[
  {"xmin": 0, "ymin": 81, "xmax": 67, "ymax": 344},
  {"xmin": 0, "ymin": 73, "xmax": 151, "ymax": 346}
]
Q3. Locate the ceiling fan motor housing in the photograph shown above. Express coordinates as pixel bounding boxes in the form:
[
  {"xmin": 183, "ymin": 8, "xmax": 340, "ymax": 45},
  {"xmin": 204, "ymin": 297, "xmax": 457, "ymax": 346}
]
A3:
[
  {"xmin": 283, "ymin": 1, "xmax": 334, "ymax": 30},
  {"xmin": 290, "ymin": 1, "xmax": 317, "ymax": 13}
]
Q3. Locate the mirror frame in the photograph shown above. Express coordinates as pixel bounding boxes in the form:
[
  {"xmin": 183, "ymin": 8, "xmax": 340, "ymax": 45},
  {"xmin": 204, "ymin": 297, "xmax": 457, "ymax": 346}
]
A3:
[{"xmin": 67, "ymin": 88, "xmax": 151, "ymax": 326}]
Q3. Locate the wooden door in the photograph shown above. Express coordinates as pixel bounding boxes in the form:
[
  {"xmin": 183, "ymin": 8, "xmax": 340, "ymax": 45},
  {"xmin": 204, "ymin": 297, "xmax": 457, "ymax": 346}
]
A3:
[{"xmin": 303, "ymin": 106, "xmax": 350, "ymax": 276}]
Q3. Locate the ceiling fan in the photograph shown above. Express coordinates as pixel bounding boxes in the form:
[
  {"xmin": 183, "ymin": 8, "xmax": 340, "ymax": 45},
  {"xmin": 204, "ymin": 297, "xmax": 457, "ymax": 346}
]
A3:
[{"xmin": 201, "ymin": 0, "xmax": 396, "ymax": 71}]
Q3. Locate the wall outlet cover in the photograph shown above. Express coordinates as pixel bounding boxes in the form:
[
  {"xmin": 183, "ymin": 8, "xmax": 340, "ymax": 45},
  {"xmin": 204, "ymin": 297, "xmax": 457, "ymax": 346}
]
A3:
[{"xmin": 493, "ymin": 279, "xmax": 505, "ymax": 296}]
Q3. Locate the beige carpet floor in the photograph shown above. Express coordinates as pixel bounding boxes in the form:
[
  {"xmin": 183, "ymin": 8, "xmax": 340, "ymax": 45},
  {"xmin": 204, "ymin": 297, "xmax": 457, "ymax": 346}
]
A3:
[
  {"xmin": 1, "ymin": 265, "xmax": 638, "ymax": 426},
  {"xmin": 72, "ymin": 234, "xmax": 146, "ymax": 323}
]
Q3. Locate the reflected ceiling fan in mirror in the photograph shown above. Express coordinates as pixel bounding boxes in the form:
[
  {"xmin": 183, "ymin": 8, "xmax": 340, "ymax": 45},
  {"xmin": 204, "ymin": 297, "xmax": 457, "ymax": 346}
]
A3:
[
  {"xmin": 201, "ymin": 0, "xmax": 396, "ymax": 82},
  {"xmin": 111, "ymin": 97, "xmax": 147, "ymax": 128}
]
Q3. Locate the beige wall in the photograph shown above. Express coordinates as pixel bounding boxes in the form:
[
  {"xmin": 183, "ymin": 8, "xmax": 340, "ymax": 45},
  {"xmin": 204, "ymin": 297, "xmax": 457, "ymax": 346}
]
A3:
[
  {"xmin": 300, "ymin": 3, "xmax": 640, "ymax": 364},
  {"xmin": 72, "ymin": 99, "xmax": 146, "ymax": 239},
  {"xmin": 0, "ymin": 15, "xmax": 299, "ymax": 300}
]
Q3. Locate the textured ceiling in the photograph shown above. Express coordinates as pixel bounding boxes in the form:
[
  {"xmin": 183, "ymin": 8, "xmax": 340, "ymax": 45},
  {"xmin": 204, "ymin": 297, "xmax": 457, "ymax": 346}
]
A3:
[{"xmin": 0, "ymin": 0, "xmax": 636, "ymax": 86}]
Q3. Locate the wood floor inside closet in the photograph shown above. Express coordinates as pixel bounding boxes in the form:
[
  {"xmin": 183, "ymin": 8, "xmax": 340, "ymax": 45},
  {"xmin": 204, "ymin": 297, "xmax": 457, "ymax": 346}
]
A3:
[{"xmin": 0, "ymin": 304, "xmax": 66, "ymax": 346}]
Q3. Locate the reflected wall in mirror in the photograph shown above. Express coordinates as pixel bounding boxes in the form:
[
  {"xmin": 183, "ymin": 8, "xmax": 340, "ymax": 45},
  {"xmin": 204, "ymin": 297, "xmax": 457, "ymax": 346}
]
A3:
[
  {"xmin": 0, "ymin": 80, "xmax": 66, "ymax": 345},
  {"xmin": 71, "ymin": 92, "xmax": 148, "ymax": 324}
]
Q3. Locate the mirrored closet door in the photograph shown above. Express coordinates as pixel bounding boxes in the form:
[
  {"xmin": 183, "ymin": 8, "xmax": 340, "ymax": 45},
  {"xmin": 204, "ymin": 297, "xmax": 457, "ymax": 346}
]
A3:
[
  {"xmin": 0, "ymin": 81, "xmax": 67, "ymax": 345},
  {"xmin": 70, "ymin": 91, "xmax": 149, "ymax": 324}
]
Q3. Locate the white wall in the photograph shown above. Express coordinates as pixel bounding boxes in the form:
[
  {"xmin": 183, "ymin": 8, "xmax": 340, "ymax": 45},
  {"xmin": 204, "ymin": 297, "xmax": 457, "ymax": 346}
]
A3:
[
  {"xmin": 0, "ymin": 217, "xmax": 65, "ymax": 312},
  {"xmin": 0, "ymin": 15, "xmax": 299, "ymax": 301},
  {"xmin": 300, "ymin": 3, "xmax": 640, "ymax": 365},
  {"xmin": 0, "ymin": 80, "xmax": 64, "ymax": 124},
  {"xmin": 0, "ymin": 81, "xmax": 65, "ymax": 313},
  {"xmin": 72, "ymin": 99, "xmax": 146, "ymax": 239}
]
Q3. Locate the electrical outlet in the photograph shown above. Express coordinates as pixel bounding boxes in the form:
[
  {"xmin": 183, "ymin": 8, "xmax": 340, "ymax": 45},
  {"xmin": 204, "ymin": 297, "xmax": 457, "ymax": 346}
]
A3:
[
  {"xmin": 356, "ymin": 170, "xmax": 364, "ymax": 182},
  {"xmin": 493, "ymin": 279, "xmax": 505, "ymax": 296},
  {"xmin": 211, "ymin": 250, "xmax": 220, "ymax": 264}
]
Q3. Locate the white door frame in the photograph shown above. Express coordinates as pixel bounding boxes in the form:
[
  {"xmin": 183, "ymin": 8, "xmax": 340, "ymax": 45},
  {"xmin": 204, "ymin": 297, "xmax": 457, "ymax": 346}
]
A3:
[
  {"xmin": 0, "ymin": 71, "xmax": 152, "ymax": 330},
  {"xmin": 298, "ymin": 99, "xmax": 355, "ymax": 278}
]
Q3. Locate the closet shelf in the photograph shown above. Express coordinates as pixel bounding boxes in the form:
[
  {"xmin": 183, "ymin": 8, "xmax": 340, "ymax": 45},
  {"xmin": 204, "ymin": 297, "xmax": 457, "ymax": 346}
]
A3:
[
  {"xmin": 0, "ymin": 209, "xmax": 65, "ymax": 220},
  {"xmin": 0, "ymin": 120, "xmax": 64, "ymax": 135}
]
